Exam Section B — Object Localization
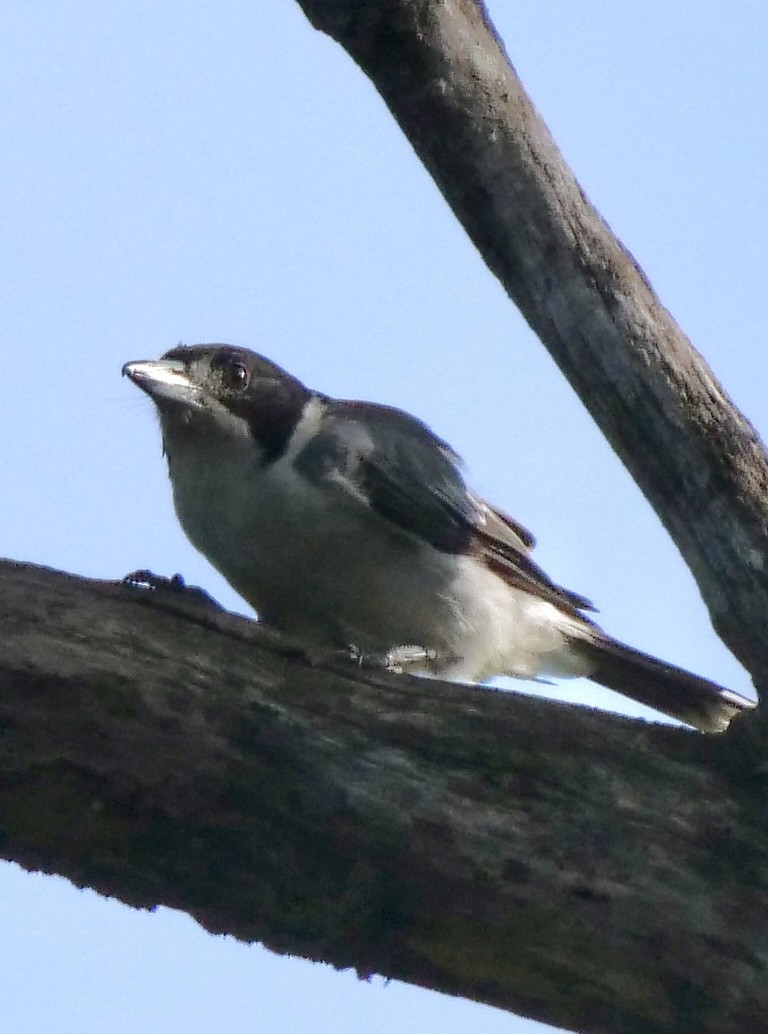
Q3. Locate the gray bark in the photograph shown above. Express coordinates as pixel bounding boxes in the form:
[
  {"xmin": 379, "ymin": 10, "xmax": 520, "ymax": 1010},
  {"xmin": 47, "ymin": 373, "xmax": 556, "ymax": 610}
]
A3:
[
  {"xmin": 2, "ymin": 3, "xmax": 768, "ymax": 1034},
  {"xmin": 1, "ymin": 560, "xmax": 766, "ymax": 1034}
]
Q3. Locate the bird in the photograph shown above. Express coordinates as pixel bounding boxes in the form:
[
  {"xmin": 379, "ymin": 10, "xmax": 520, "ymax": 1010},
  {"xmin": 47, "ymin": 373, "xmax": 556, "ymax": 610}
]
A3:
[{"xmin": 123, "ymin": 343, "xmax": 755, "ymax": 733}]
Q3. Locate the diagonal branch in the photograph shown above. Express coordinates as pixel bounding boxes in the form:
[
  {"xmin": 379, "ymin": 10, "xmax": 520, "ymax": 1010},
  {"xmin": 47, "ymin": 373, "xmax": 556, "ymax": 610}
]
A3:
[
  {"xmin": 1, "ymin": 559, "xmax": 766, "ymax": 1034},
  {"xmin": 5, "ymin": 6, "xmax": 768, "ymax": 1034},
  {"xmin": 296, "ymin": 0, "xmax": 768, "ymax": 684}
]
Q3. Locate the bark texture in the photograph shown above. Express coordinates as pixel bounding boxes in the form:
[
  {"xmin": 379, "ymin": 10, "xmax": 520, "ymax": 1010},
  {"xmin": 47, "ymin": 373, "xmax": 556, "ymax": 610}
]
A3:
[
  {"xmin": 1, "ymin": 560, "xmax": 767, "ymax": 1034},
  {"xmin": 4, "ymin": 3, "xmax": 768, "ymax": 1034},
  {"xmin": 297, "ymin": 0, "xmax": 768, "ymax": 683}
]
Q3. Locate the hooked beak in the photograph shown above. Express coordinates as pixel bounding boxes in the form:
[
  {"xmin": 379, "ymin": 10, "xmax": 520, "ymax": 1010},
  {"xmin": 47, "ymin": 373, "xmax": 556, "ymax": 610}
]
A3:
[{"xmin": 122, "ymin": 359, "xmax": 200, "ymax": 408}]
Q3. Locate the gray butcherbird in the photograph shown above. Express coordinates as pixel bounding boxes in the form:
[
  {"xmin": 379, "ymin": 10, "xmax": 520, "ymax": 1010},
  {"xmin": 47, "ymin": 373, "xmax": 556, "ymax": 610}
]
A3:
[{"xmin": 123, "ymin": 344, "xmax": 754, "ymax": 732}]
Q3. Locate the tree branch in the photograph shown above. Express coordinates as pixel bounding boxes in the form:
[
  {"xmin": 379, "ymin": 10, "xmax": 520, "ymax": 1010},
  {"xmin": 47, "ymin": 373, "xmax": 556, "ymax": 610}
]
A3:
[
  {"xmin": 296, "ymin": 0, "xmax": 768, "ymax": 685},
  {"xmin": 5, "ymin": 5, "xmax": 768, "ymax": 1034},
  {"xmin": 1, "ymin": 559, "xmax": 766, "ymax": 1034}
]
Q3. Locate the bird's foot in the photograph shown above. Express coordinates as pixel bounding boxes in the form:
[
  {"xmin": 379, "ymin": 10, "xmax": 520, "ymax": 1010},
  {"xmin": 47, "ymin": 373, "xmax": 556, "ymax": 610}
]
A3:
[
  {"xmin": 122, "ymin": 569, "xmax": 224, "ymax": 615},
  {"xmin": 346, "ymin": 643, "xmax": 439, "ymax": 673}
]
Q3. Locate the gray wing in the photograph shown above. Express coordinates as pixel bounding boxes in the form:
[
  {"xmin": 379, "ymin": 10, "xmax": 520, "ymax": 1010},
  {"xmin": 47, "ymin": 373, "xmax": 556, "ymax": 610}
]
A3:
[{"xmin": 294, "ymin": 399, "xmax": 594, "ymax": 617}]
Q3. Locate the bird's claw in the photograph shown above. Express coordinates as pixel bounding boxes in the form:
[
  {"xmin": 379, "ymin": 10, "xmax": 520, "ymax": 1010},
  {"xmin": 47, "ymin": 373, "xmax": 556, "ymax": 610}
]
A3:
[
  {"xmin": 123, "ymin": 569, "xmax": 185, "ymax": 591},
  {"xmin": 122, "ymin": 569, "xmax": 224, "ymax": 613},
  {"xmin": 345, "ymin": 643, "xmax": 438, "ymax": 673}
]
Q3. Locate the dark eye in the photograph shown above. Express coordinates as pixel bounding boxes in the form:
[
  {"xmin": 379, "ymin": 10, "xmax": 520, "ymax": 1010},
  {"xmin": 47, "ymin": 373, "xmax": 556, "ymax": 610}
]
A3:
[{"xmin": 223, "ymin": 362, "xmax": 249, "ymax": 391}]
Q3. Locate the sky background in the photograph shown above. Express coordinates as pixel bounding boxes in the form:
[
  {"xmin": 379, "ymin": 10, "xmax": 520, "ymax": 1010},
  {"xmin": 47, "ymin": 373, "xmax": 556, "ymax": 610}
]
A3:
[{"xmin": 1, "ymin": 2, "xmax": 766, "ymax": 1032}]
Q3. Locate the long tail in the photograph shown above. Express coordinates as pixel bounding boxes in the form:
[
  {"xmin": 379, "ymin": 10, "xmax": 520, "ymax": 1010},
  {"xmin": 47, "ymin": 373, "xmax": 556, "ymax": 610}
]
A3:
[{"xmin": 568, "ymin": 633, "xmax": 756, "ymax": 733}]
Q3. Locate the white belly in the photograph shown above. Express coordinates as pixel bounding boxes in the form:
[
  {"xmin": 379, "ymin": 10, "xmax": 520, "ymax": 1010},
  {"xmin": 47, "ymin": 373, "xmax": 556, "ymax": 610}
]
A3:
[{"xmin": 168, "ymin": 437, "xmax": 589, "ymax": 683}]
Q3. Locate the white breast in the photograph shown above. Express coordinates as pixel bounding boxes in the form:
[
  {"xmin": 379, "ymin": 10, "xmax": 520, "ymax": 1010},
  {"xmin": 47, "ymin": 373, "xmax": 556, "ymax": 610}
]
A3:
[{"xmin": 165, "ymin": 418, "xmax": 588, "ymax": 683}]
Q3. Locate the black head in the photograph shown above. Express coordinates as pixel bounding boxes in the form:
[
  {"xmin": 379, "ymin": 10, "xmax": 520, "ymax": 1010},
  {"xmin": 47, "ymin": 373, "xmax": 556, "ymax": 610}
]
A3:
[{"xmin": 123, "ymin": 344, "xmax": 311, "ymax": 463}]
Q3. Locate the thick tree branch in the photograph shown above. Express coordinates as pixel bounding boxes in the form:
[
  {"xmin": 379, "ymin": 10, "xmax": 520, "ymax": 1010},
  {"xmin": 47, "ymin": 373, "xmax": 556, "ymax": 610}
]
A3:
[
  {"xmin": 1, "ymin": 559, "xmax": 766, "ymax": 1034},
  {"xmin": 6, "ymin": 6, "xmax": 768, "ymax": 1034},
  {"xmin": 296, "ymin": 0, "xmax": 768, "ymax": 685}
]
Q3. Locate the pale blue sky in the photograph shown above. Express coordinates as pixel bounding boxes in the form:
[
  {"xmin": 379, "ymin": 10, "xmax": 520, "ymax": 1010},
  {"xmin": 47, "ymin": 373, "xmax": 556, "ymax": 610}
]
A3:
[{"xmin": 1, "ymin": 3, "xmax": 765, "ymax": 1033}]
